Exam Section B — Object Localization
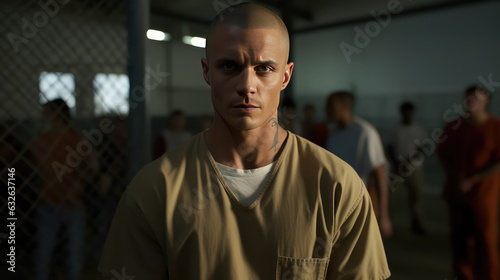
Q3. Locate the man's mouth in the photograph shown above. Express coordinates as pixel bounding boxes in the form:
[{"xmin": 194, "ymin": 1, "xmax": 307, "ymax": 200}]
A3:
[
  {"xmin": 233, "ymin": 104, "xmax": 259, "ymax": 108},
  {"xmin": 232, "ymin": 104, "xmax": 260, "ymax": 112}
]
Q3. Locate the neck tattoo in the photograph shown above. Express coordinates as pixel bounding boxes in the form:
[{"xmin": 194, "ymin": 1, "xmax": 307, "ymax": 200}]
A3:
[{"xmin": 268, "ymin": 117, "xmax": 278, "ymax": 152}]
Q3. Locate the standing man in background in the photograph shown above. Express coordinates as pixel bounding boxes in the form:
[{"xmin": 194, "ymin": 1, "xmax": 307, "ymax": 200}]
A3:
[
  {"xmin": 437, "ymin": 85, "xmax": 500, "ymax": 280},
  {"xmin": 325, "ymin": 91, "xmax": 393, "ymax": 237},
  {"xmin": 29, "ymin": 99, "xmax": 91, "ymax": 280},
  {"xmin": 153, "ymin": 110, "xmax": 192, "ymax": 159},
  {"xmin": 301, "ymin": 104, "xmax": 316, "ymax": 140},
  {"xmin": 280, "ymin": 97, "xmax": 302, "ymax": 135},
  {"xmin": 387, "ymin": 102, "xmax": 427, "ymax": 235}
]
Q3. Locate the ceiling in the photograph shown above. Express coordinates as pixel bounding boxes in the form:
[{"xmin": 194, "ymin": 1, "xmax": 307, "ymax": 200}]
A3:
[{"xmin": 150, "ymin": 0, "xmax": 485, "ymax": 32}]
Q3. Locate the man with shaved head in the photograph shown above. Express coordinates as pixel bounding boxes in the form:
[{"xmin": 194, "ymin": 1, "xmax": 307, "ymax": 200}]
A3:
[{"xmin": 99, "ymin": 3, "xmax": 390, "ymax": 279}]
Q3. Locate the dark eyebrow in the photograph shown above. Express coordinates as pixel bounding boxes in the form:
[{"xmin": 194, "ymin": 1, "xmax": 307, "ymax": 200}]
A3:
[
  {"xmin": 255, "ymin": 60, "xmax": 279, "ymax": 68},
  {"xmin": 214, "ymin": 58, "xmax": 237, "ymax": 64},
  {"xmin": 214, "ymin": 58, "xmax": 279, "ymax": 68}
]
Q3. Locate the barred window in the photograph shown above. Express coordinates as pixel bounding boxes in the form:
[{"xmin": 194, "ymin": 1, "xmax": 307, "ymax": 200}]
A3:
[
  {"xmin": 93, "ymin": 73, "xmax": 129, "ymax": 116},
  {"xmin": 39, "ymin": 72, "xmax": 76, "ymax": 113}
]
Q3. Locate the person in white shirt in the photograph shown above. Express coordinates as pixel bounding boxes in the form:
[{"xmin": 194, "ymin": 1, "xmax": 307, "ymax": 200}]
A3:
[
  {"xmin": 154, "ymin": 110, "xmax": 192, "ymax": 159},
  {"xmin": 387, "ymin": 102, "xmax": 427, "ymax": 234},
  {"xmin": 325, "ymin": 91, "xmax": 393, "ymax": 237},
  {"xmin": 281, "ymin": 97, "xmax": 302, "ymax": 135}
]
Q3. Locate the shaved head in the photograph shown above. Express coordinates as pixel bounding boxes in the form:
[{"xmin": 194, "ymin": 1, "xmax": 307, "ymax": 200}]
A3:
[
  {"xmin": 201, "ymin": 2, "xmax": 294, "ymax": 134},
  {"xmin": 206, "ymin": 2, "xmax": 290, "ymax": 62}
]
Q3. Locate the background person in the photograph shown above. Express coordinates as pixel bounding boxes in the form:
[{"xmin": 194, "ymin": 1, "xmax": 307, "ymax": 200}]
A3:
[
  {"xmin": 29, "ymin": 99, "xmax": 91, "ymax": 280},
  {"xmin": 325, "ymin": 91, "xmax": 393, "ymax": 237},
  {"xmin": 387, "ymin": 102, "xmax": 427, "ymax": 235},
  {"xmin": 153, "ymin": 109, "xmax": 192, "ymax": 159},
  {"xmin": 280, "ymin": 97, "xmax": 302, "ymax": 135},
  {"xmin": 301, "ymin": 104, "xmax": 316, "ymax": 141},
  {"xmin": 437, "ymin": 85, "xmax": 500, "ymax": 280}
]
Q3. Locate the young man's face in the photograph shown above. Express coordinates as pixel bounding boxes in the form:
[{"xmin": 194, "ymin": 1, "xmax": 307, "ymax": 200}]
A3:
[
  {"xmin": 327, "ymin": 95, "xmax": 346, "ymax": 124},
  {"xmin": 202, "ymin": 25, "xmax": 293, "ymax": 131},
  {"xmin": 401, "ymin": 109, "xmax": 414, "ymax": 124},
  {"xmin": 171, "ymin": 114, "xmax": 186, "ymax": 131},
  {"xmin": 465, "ymin": 89, "xmax": 489, "ymax": 114}
]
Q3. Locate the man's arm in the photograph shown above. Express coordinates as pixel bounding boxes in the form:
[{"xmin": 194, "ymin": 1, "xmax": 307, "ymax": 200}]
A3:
[
  {"xmin": 365, "ymin": 126, "xmax": 393, "ymax": 237},
  {"xmin": 328, "ymin": 185, "xmax": 391, "ymax": 280},
  {"xmin": 462, "ymin": 124, "xmax": 500, "ymax": 191},
  {"xmin": 370, "ymin": 164, "xmax": 393, "ymax": 237},
  {"xmin": 98, "ymin": 190, "xmax": 168, "ymax": 279},
  {"xmin": 460, "ymin": 163, "xmax": 500, "ymax": 192}
]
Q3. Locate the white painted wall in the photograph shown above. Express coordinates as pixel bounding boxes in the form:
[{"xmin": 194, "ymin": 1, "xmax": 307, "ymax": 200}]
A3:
[{"xmin": 292, "ymin": 1, "xmax": 500, "ymax": 127}]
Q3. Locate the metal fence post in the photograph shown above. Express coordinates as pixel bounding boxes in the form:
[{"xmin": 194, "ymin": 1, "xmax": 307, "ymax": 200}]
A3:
[{"xmin": 128, "ymin": 0, "xmax": 150, "ymax": 179}]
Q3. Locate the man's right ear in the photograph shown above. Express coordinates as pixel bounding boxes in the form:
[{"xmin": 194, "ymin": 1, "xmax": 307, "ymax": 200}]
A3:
[{"xmin": 201, "ymin": 58, "xmax": 210, "ymax": 86}]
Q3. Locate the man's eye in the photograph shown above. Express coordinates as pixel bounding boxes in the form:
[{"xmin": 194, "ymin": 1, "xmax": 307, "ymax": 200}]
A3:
[
  {"xmin": 222, "ymin": 63, "xmax": 236, "ymax": 70},
  {"xmin": 256, "ymin": 65, "xmax": 272, "ymax": 72}
]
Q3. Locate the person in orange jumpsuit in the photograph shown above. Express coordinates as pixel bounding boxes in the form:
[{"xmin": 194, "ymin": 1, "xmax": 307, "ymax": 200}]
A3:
[{"xmin": 437, "ymin": 85, "xmax": 500, "ymax": 280}]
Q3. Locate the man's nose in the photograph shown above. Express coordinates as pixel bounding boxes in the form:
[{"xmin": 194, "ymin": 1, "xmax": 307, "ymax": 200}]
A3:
[{"xmin": 235, "ymin": 67, "xmax": 257, "ymax": 96}]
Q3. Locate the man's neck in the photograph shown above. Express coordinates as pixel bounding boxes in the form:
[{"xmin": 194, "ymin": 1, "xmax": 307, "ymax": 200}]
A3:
[
  {"xmin": 204, "ymin": 116, "xmax": 287, "ymax": 170},
  {"xmin": 50, "ymin": 120, "xmax": 67, "ymax": 132},
  {"xmin": 338, "ymin": 114, "xmax": 352, "ymax": 128},
  {"xmin": 468, "ymin": 111, "xmax": 489, "ymax": 125}
]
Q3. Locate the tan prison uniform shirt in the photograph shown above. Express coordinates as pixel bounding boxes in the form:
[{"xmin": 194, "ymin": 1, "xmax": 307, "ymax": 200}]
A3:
[{"xmin": 99, "ymin": 132, "xmax": 390, "ymax": 280}]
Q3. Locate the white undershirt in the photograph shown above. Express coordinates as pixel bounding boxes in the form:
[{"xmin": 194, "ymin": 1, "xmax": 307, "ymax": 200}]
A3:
[{"xmin": 216, "ymin": 161, "xmax": 275, "ymax": 207}]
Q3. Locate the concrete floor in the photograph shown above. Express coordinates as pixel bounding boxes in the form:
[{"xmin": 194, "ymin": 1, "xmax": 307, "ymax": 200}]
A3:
[{"xmin": 384, "ymin": 186, "xmax": 453, "ymax": 280}]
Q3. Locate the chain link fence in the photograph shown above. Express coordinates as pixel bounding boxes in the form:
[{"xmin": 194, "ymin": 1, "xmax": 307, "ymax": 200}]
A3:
[{"xmin": 0, "ymin": 0, "xmax": 131, "ymax": 279}]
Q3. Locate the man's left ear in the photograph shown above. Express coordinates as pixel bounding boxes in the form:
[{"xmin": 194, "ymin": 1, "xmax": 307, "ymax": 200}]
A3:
[{"xmin": 281, "ymin": 62, "xmax": 294, "ymax": 90}]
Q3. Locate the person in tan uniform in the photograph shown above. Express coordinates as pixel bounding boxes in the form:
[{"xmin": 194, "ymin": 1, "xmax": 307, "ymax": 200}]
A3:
[{"xmin": 99, "ymin": 3, "xmax": 391, "ymax": 279}]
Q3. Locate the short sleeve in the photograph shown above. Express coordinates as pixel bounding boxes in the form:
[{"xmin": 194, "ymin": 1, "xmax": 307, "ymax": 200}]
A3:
[
  {"xmin": 327, "ymin": 186, "xmax": 391, "ymax": 280},
  {"xmin": 98, "ymin": 191, "xmax": 168, "ymax": 279},
  {"xmin": 365, "ymin": 127, "xmax": 387, "ymax": 171}
]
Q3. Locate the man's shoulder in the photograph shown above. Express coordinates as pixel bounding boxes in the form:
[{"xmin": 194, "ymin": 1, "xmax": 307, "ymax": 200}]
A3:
[
  {"xmin": 352, "ymin": 116, "xmax": 378, "ymax": 134},
  {"xmin": 292, "ymin": 133, "xmax": 341, "ymax": 163},
  {"xmin": 488, "ymin": 115, "xmax": 500, "ymax": 126},
  {"xmin": 290, "ymin": 134, "xmax": 366, "ymax": 215},
  {"xmin": 125, "ymin": 133, "xmax": 203, "ymax": 199},
  {"xmin": 291, "ymin": 133, "xmax": 363, "ymax": 185}
]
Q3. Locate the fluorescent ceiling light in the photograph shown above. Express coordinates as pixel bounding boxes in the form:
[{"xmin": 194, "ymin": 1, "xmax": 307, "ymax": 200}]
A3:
[
  {"xmin": 147, "ymin": 29, "xmax": 170, "ymax": 41},
  {"xmin": 182, "ymin": 36, "xmax": 206, "ymax": 48}
]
